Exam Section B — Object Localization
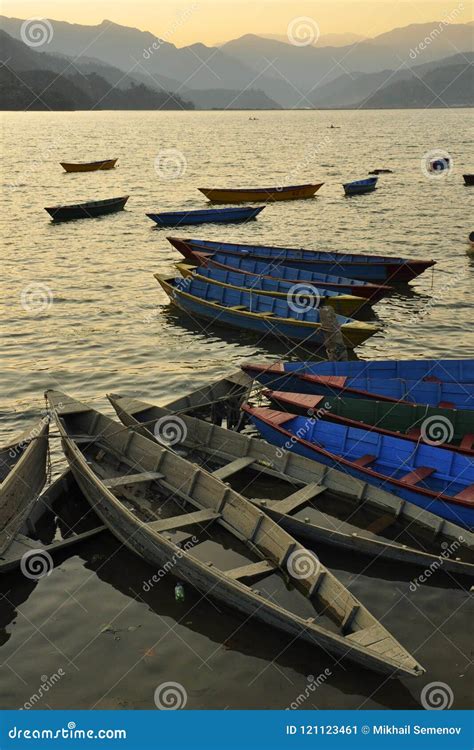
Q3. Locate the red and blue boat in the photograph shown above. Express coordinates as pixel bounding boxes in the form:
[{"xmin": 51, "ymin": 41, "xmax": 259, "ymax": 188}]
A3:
[
  {"xmin": 242, "ymin": 404, "xmax": 474, "ymax": 530},
  {"xmin": 167, "ymin": 237, "xmax": 435, "ymax": 282}
]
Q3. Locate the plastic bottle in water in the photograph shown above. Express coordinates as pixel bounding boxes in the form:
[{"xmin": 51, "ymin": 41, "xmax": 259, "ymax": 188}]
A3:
[{"xmin": 175, "ymin": 582, "xmax": 185, "ymax": 602}]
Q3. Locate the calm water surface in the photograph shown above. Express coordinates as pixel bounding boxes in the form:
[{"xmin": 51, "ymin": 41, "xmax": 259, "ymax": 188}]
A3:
[{"xmin": 1, "ymin": 110, "xmax": 473, "ymax": 710}]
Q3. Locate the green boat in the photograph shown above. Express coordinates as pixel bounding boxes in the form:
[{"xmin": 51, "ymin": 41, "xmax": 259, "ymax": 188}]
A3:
[{"xmin": 264, "ymin": 391, "xmax": 474, "ymax": 455}]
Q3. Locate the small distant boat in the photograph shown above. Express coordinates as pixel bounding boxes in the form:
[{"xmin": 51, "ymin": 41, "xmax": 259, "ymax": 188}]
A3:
[
  {"xmin": 265, "ymin": 391, "xmax": 474, "ymax": 456},
  {"xmin": 175, "ymin": 263, "xmax": 367, "ymax": 318},
  {"xmin": 463, "ymin": 174, "xmax": 474, "ymax": 186},
  {"xmin": 1, "ymin": 420, "xmax": 49, "ymax": 556},
  {"xmin": 60, "ymin": 159, "xmax": 118, "ymax": 173},
  {"xmin": 369, "ymin": 169, "xmax": 393, "ymax": 175},
  {"xmin": 156, "ymin": 274, "xmax": 380, "ymax": 349},
  {"xmin": 45, "ymin": 195, "xmax": 129, "ymax": 222},
  {"xmin": 198, "ymin": 183, "xmax": 324, "ymax": 203},
  {"xmin": 167, "ymin": 237, "xmax": 436, "ymax": 282},
  {"xmin": 243, "ymin": 405, "xmax": 474, "ymax": 530},
  {"xmin": 343, "ymin": 177, "xmax": 378, "ymax": 196},
  {"xmin": 146, "ymin": 206, "xmax": 264, "ymax": 228}
]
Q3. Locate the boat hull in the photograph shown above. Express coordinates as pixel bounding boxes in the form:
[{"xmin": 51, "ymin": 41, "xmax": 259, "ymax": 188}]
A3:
[
  {"xmin": 60, "ymin": 159, "xmax": 117, "ymax": 172},
  {"xmin": 463, "ymin": 174, "xmax": 474, "ymax": 186},
  {"xmin": 147, "ymin": 206, "xmax": 263, "ymax": 227},
  {"xmin": 198, "ymin": 183, "xmax": 323, "ymax": 203},
  {"xmin": 45, "ymin": 196, "xmax": 129, "ymax": 222}
]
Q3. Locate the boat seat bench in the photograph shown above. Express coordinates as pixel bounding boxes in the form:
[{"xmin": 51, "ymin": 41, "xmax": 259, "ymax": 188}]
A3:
[
  {"xmin": 148, "ymin": 508, "xmax": 221, "ymax": 532},
  {"xmin": 460, "ymin": 434, "xmax": 474, "ymax": 451},
  {"xmin": 399, "ymin": 467, "xmax": 435, "ymax": 486},
  {"xmin": 454, "ymin": 484, "xmax": 474, "ymax": 502},
  {"xmin": 271, "ymin": 482, "xmax": 327, "ymax": 514},
  {"xmin": 103, "ymin": 471, "xmax": 164, "ymax": 489},
  {"xmin": 212, "ymin": 457, "xmax": 255, "ymax": 481},
  {"xmin": 225, "ymin": 559, "xmax": 276, "ymax": 582},
  {"xmin": 353, "ymin": 454, "xmax": 376, "ymax": 467}
]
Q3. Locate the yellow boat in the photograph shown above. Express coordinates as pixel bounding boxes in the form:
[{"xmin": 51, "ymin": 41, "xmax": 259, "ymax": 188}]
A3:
[
  {"xmin": 198, "ymin": 183, "xmax": 323, "ymax": 203},
  {"xmin": 175, "ymin": 263, "xmax": 368, "ymax": 318},
  {"xmin": 60, "ymin": 159, "xmax": 118, "ymax": 173},
  {"xmin": 156, "ymin": 274, "xmax": 379, "ymax": 350}
]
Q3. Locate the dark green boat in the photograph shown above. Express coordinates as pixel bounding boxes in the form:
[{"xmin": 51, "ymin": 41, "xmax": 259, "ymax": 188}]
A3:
[{"xmin": 264, "ymin": 390, "xmax": 474, "ymax": 455}]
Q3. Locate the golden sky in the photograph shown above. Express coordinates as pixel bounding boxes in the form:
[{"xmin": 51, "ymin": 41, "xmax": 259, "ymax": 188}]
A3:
[{"xmin": 2, "ymin": 1, "xmax": 472, "ymax": 46}]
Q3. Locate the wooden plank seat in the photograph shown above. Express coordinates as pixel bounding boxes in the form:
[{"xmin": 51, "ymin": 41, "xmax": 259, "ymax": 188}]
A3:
[
  {"xmin": 148, "ymin": 508, "xmax": 221, "ymax": 533},
  {"xmin": 73, "ymin": 435, "xmax": 99, "ymax": 444},
  {"xmin": 227, "ymin": 305, "xmax": 247, "ymax": 310},
  {"xmin": 212, "ymin": 456, "xmax": 255, "ymax": 481},
  {"xmin": 271, "ymin": 482, "xmax": 327, "ymax": 515},
  {"xmin": 438, "ymin": 401, "xmax": 455, "ymax": 409},
  {"xmin": 454, "ymin": 484, "xmax": 474, "ymax": 503},
  {"xmin": 225, "ymin": 559, "xmax": 276, "ymax": 582},
  {"xmin": 103, "ymin": 471, "xmax": 164, "ymax": 489},
  {"xmin": 399, "ymin": 466, "xmax": 435, "ymax": 486},
  {"xmin": 353, "ymin": 454, "xmax": 377, "ymax": 467},
  {"xmin": 460, "ymin": 433, "xmax": 474, "ymax": 451},
  {"xmin": 254, "ymin": 312, "xmax": 274, "ymax": 316}
]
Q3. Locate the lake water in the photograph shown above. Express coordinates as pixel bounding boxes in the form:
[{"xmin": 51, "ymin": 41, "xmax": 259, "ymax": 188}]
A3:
[{"xmin": 1, "ymin": 109, "xmax": 473, "ymax": 710}]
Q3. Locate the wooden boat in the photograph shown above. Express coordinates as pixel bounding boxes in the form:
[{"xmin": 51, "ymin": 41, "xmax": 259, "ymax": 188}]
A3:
[
  {"xmin": 463, "ymin": 174, "xmax": 474, "ymax": 186},
  {"xmin": 0, "ymin": 470, "xmax": 106, "ymax": 574},
  {"xmin": 343, "ymin": 177, "xmax": 378, "ymax": 196},
  {"xmin": 45, "ymin": 195, "xmax": 129, "ymax": 222},
  {"xmin": 176, "ymin": 263, "xmax": 368, "ymax": 318},
  {"xmin": 198, "ymin": 183, "xmax": 323, "ymax": 203},
  {"xmin": 156, "ymin": 274, "xmax": 380, "ymax": 349},
  {"xmin": 243, "ymin": 405, "xmax": 474, "ymax": 530},
  {"xmin": 60, "ymin": 159, "xmax": 118, "ymax": 173},
  {"xmin": 168, "ymin": 242, "xmax": 393, "ymax": 302},
  {"xmin": 146, "ymin": 206, "xmax": 264, "ymax": 228},
  {"xmin": 166, "ymin": 237, "xmax": 435, "ymax": 282},
  {"xmin": 265, "ymin": 391, "xmax": 474, "ymax": 456},
  {"xmin": 242, "ymin": 362, "xmax": 474, "ymax": 410},
  {"xmin": 108, "ymin": 393, "xmax": 474, "ymax": 576},
  {"xmin": 46, "ymin": 390, "xmax": 423, "ymax": 677},
  {"xmin": 369, "ymin": 169, "xmax": 393, "ymax": 175},
  {"xmin": 1, "ymin": 420, "xmax": 49, "ymax": 556}
]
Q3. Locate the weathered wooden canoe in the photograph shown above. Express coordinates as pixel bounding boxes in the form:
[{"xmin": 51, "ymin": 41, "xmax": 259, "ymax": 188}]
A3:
[
  {"xmin": 147, "ymin": 206, "xmax": 264, "ymax": 227},
  {"xmin": 166, "ymin": 237, "xmax": 435, "ymax": 282},
  {"xmin": 60, "ymin": 159, "xmax": 118, "ymax": 173},
  {"xmin": 108, "ymin": 393, "xmax": 474, "ymax": 576},
  {"xmin": 198, "ymin": 184, "xmax": 324, "ymax": 203},
  {"xmin": 343, "ymin": 177, "xmax": 378, "ymax": 196},
  {"xmin": 242, "ymin": 361, "xmax": 474, "ymax": 409},
  {"xmin": 0, "ymin": 420, "xmax": 49, "ymax": 556},
  {"xmin": 168, "ymin": 243, "xmax": 392, "ymax": 302},
  {"xmin": 45, "ymin": 195, "xmax": 129, "ymax": 222},
  {"xmin": 156, "ymin": 275, "xmax": 380, "ymax": 349},
  {"xmin": 243, "ymin": 405, "xmax": 474, "ymax": 530},
  {"xmin": 164, "ymin": 370, "xmax": 252, "ymax": 427},
  {"xmin": 265, "ymin": 391, "xmax": 474, "ymax": 456},
  {"xmin": 175, "ymin": 263, "xmax": 368, "ymax": 318},
  {"xmin": 47, "ymin": 390, "xmax": 423, "ymax": 677}
]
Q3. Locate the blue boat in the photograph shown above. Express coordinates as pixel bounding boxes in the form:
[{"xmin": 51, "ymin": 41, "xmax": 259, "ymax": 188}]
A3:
[
  {"xmin": 155, "ymin": 274, "xmax": 380, "ymax": 349},
  {"xmin": 243, "ymin": 405, "xmax": 474, "ymax": 530},
  {"xmin": 146, "ymin": 206, "xmax": 264, "ymax": 228},
  {"xmin": 343, "ymin": 177, "xmax": 378, "ymax": 196},
  {"xmin": 167, "ymin": 237, "xmax": 435, "ymax": 282},
  {"xmin": 242, "ymin": 361, "xmax": 474, "ymax": 409}
]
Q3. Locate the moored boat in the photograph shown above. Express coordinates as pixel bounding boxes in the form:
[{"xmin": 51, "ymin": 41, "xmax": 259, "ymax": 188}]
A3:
[
  {"xmin": 198, "ymin": 183, "xmax": 324, "ymax": 203},
  {"xmin": 60, "ymin": 159, "xmax": 118, "ymax": 173},
  {"xmin": 107, "ymin": 392, "xmax": 474, "ymax": 576},
  {"xmin": 175, "ymin": 263, "xmax": 368, "ymax": 318},
  {"xmin": 243, "ymin": 404, "xmax": 474, "ymax": 530},
  {"xmin": 463, "ymin": 174, "xmax": 474, "ymax": 186},
  {"xmin": 146, "ymin": 206, "xmax": 264, "ymax": 228},
  {"xmin": 242, "ymin": 362, "xmax": 474, "ymax": 410},
  {"xmin": 1, "ymin": 419, "xmax": 49, "ymax": 555},
  {"xmin": 156, "ymin": 274, "xmax": 380, "ymax": 349},
  {"xmin": 168, "ymin": 241, "xmax": 393, "ymax": 302},
  {"xmin": 343, "ymin": 177, "xmax": 378, "ymax": 196},
  {"xmin": 265, "ymin": 391, "xmax": 474, "ymax": 456},
  {"xmin": 166, "ymin": 237, "xmax": 435, "ymax": 282},
  {"xmin": 45, "ymin": 195, "xmax": 129, "ymax": 222},
  {"xmin": 47, "ymin": 390, "xmax": 424, "ymax": 677}
]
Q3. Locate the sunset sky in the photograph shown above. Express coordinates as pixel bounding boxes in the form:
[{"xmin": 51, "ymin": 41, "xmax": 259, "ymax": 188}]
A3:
[{"xmin": 2, "ymin": 1, "xmax": 472, "ymax": 46}]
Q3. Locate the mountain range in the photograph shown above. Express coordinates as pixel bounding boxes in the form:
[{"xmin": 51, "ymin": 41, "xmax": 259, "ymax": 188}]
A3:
[{"xmin": 0, "ymin": 15, "xmax": 472, "ymax": 110}]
